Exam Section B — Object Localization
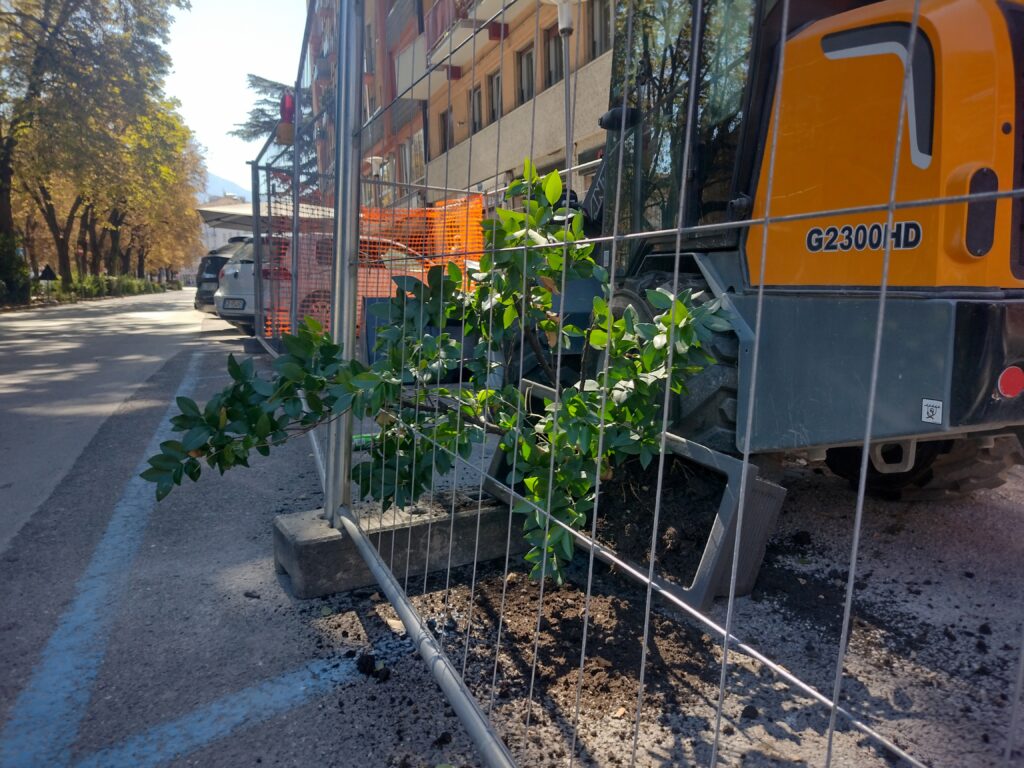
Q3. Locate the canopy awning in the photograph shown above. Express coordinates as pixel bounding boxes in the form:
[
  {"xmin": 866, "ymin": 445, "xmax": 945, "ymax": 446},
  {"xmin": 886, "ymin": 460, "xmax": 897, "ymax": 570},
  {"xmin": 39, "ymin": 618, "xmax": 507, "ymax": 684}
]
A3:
[{"xmin": 196, "ymin": 200, "xmax": 335, "ymax": 231}]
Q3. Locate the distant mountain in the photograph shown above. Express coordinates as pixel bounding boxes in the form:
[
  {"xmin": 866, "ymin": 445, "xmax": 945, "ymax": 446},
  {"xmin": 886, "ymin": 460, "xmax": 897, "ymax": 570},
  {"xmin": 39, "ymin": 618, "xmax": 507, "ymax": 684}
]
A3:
[{"xmin": 204, "ymin": 172, "xmax": 250, "ymax": 202}]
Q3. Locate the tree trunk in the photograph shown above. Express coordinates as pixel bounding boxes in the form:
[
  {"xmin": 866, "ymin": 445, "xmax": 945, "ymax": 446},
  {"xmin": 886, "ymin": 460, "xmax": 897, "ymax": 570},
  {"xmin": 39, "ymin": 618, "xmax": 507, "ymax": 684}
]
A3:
[
  {"xmin": 136, "ymin": 248, "xmax": 147, "ymax": 279},
  {"xmin": 0, "ymin": 134, "xmax": 15, "ymax": 237},
  {"xmin": 75, "ymin": 219, "xmax": 88, "ymax": 279},
  {"xmin": 106, "ymin": 209, "xmax": 125, "ymax": 275},
  {"xmin": 86, "ymin": 210, "xmax": 107, "ymax": 276},
  {"xmin": 29, "ymin": 183, "xmax": 83, "ymax": 288},
  {"xmin": 23, "ymin": 211, "xmax": 39, "ymax": 277},
  {"xmin": 121, "ymin": 245, "xmax": 133, "ymax": 276}
]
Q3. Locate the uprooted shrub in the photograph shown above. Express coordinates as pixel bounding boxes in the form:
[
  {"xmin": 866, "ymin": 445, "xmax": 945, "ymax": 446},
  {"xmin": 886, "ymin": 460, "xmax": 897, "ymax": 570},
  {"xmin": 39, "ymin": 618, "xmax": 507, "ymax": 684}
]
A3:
[{"xmin": 143, "ymin": 161, "xmax": 731, "ymax": 584}]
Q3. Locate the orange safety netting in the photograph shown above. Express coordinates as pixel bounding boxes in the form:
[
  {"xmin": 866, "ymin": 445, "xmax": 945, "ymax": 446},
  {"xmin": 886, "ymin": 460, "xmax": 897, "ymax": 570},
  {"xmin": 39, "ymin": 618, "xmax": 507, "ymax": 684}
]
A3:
[{"xmin": 262, "ymin": 195, "xmax": 485, "ymax": 355}]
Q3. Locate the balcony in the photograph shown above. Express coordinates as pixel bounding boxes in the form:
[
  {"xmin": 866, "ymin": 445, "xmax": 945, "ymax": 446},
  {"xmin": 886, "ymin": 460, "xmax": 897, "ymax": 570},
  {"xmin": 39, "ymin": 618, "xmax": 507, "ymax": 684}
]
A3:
[
  {"xmin": 395, "ymin": 34, "xmax": 430, "ymax": 100},
  {"xmin": 424, "ymin": 0, "xmax": 516, "ymax": 70}
]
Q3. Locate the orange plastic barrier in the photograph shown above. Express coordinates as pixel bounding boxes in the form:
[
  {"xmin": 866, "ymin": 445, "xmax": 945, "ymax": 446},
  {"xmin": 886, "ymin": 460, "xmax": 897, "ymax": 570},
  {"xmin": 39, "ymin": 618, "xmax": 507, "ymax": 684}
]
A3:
[{"xmin": 264, "ymin": 195, "xmax": 485, "ymax": 353}]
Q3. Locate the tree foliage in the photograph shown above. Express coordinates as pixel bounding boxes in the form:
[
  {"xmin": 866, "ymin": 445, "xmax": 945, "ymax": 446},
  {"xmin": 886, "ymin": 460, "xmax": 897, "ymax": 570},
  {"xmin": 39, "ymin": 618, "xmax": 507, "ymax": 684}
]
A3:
[
  {"xmin": 143, "ymin": 162, "xmax": 731, "ymax": 585},
  {"xmin": 228, "ymin": 74, "xmax": 292, "ymax": 143},
  {"xmin": 0, "ymin": 0, "xmax": 203, "ymax": 296}
]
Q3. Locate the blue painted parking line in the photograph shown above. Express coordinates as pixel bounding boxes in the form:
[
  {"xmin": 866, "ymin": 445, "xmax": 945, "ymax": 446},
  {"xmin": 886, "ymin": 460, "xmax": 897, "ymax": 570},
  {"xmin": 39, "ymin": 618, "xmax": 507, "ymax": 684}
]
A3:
[
  {"xmin": 72, "ymin": 637, "xmax": 409, "ymax": 768},
  {"xmin": 0, "ymin": 354, "xmax": 202, "ymax": 768}
]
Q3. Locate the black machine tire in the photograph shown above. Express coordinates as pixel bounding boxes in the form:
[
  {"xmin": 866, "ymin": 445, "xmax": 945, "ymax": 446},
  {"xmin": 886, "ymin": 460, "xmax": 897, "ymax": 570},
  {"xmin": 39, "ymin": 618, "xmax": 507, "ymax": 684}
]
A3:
[
  {"xmin": 607, "ymin": 270, "xmax": 739, "ymax": 454},
  {"xmin": 825, "ymin": 435, "xmax": 1024, "ymax": 499}
]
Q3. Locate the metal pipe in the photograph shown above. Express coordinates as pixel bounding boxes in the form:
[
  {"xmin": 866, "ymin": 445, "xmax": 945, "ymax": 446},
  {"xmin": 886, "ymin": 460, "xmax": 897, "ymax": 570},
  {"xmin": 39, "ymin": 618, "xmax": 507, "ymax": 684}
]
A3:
[
  {"xmin": 324, "ymin": 0, "xmax": 349, "ymax": 521},
  {"xmin": 333, "ymin": 507, "xmax": 517, "ymax": 768},
  {"xmin": 337, "ymin": 0, "xmax": 363, "ymax": 520},
  {"xmin": 250, "ymin": 161, "xmax": 264, "ymax": 340},
  {"xmin": 327, "ymin": 0, "xmax": 363, "ymax": 525},
  {"xmin": 289, "ymin": 75, "xmax": 302, "ymax": 335}
]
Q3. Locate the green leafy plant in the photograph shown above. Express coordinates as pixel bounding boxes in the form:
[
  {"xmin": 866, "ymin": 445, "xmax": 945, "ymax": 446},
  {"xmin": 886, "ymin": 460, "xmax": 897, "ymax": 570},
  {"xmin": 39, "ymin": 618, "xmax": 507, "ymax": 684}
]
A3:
[{"xmin": 143, "ymin": 160, "xmax": 730, "ymax": 585}]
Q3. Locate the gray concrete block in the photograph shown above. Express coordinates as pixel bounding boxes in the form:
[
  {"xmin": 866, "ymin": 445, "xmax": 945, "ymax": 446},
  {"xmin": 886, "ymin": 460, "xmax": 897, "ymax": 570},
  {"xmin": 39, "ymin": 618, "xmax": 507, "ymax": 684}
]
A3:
[{"xmin": 274, "ymin": 499, "xmax": 523, "ymax": 599}]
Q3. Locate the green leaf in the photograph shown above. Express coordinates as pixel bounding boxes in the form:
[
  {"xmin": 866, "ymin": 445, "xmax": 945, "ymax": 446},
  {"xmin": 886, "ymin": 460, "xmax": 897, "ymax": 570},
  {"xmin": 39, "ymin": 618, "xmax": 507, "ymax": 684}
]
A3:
[
  {"xmin": 227, "ymin": 354, "xmax": 242, "ymax": 381},
  {"xmin": 543, "ymin": 170, "xmax": 562, "ymax": 206},
  {"xmin": 352, "ymin": 372, "xmax": 379, "ymax": 389},
  {"xmin": 524, "ymin": 158, "xmax": 538, "ymax": 182},
  {"xmin": 283, "ymin": 334, "xmax": 313, "ymax": 359},
  {"xmin": 645, "ymin": 289, "xmax": 672, "ymax": 310},
  {"xmin": 140, "ymin": 467, "xmax": 166, "ymax": 482},
  {"xmin": 148, "ymin": 454, "xmax": 180, "ymax": 471},
  {"xmin": 155, "ymin": 479, "xmax": 173, "ymax": 501},
  {"xmin": 588, "ymin": 329, "xmax": 608, "ymax": 349},
  {"xmin": 502, "ymin": 303, "xmax": 517, "ymax": 329},
  {"xmin": 558, "ymin": 530, "xmax": 574, "ymax": 560},
  {"xmin": 160, "ymin": 440, "xmax": 185, "ymax": 460},
  {"xmin": 392, "ymin": 275, "xmax": 424, "ymax": 294},
  {"xmin": 279, "ymin": 362, "xmax": 305, "ymax": 381},
  {"xmin": 182, "ymin": 425, "xmax": 213, "ymax": 451},
  {"xmin": 176, "ymin": 396, "xmax": 201, "ymax": 419},
  {"xmin": 703, "ymin": 314, "xmax": 733, "ymax": 333},
  {"xmin": 447, "ymin": 261, "xmax": 462, "ymax": 284},
  {"xmin": 641, "ymin": 343, "xmax": 656, "ymax": 371},
  {"xmin": 250, "ymin": 377, "xmax": 274, "ymax": 397},
  {"xmin": 640, "ymin": 445, "xmax": 654, "ymax": 469}
]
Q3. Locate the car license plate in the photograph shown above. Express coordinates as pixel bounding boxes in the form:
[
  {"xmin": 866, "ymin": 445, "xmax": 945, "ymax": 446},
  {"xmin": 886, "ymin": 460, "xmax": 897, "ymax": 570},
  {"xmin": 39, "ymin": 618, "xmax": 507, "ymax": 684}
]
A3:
[
  {"xmin": 223, "ymin": 298, "xmax": 245, "ymax": 310},
  {"xmin": 200, "ymin": 281, "xmax": 218, "ymax": 290}
]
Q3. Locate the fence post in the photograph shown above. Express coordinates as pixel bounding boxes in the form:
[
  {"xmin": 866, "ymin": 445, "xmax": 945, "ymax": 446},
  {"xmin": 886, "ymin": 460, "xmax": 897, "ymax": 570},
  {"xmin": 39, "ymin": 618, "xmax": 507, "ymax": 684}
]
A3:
[
  {"xmin": 326, "ymin": 0, "xmax": 364, "ymax": 526},
  {"xmin": 250, "ymin": 161, "xmax": 264, "ymax": 339}
]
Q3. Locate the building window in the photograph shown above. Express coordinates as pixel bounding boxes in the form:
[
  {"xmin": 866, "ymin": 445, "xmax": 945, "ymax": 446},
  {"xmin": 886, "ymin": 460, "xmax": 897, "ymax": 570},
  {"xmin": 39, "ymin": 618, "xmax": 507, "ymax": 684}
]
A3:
[
  {"xmin": 516, "ymin": 46, "xmax": 534, "ymax": 105},
  {"xmin": 438, "ymin": 108, "xmax": 453, "ymax": 153},
  {"xmin": 410, "ymin": 130, "xmax": 425, "ymax": 183},
  {"xmin": 590, "ymin": 0, "xmax": 613, "ymax": 59},
  {"xmin": 365, "ymin": 23, "xmax": 375, "ymax": 73},
  {"xmin": 544, "ymin": 26, "xmax": 563, "ymax": 88},
  {"xmin": 398, "ymin": 142, "xmax": 411, "ymax": 186},
  {"xmin": 469, "ymin": 86, "xmax": 483, "ymax": 133},
  {"xmin": 487, "ymin": 71, "xmax": 502, "ymax": 123}
]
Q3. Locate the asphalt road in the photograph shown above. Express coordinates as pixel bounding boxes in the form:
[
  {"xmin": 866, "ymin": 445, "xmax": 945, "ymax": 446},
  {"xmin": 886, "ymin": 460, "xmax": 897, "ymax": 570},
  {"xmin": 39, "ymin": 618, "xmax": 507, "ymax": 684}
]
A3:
[{"xmin": 0, "ymin": 291, "xmax": 215, "ymax": 554}]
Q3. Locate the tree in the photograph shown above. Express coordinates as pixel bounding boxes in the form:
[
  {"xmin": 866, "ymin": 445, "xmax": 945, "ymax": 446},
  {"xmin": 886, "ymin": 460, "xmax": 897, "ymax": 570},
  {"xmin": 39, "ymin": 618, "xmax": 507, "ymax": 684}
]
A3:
[
  {"xmin": 229, "ymin": 75, "xmax": 293, "ymax": 143},
  {"xmin": 0, "ymin": 0, "xmax": 186, "ymax": 289}
]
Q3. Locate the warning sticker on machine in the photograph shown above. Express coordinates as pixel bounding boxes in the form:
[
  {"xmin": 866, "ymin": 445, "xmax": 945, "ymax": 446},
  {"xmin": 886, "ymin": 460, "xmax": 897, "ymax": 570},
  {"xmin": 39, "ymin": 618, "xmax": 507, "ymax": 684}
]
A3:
[
  {"xmin": 806, "ymin": 221, "xmax": 922, "ymax": 253},
  {"xmin": 921, "ymin": 399, "xmax": 943, "ymax": 424}
]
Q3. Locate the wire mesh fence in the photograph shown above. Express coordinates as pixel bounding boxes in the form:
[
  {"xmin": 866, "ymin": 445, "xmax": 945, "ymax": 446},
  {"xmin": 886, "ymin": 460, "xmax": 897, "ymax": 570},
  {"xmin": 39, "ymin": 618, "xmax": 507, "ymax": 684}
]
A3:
[{"xmin": 266, "ymin": 0, "xmax": 1024, "ymax": 764}]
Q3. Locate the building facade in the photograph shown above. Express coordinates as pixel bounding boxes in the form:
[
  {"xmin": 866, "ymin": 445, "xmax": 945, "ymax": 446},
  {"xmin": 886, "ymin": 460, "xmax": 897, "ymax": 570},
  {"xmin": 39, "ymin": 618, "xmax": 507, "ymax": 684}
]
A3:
[{"xmin": 361, "ymin": 0, "xmax": 613, "ymax": 208}]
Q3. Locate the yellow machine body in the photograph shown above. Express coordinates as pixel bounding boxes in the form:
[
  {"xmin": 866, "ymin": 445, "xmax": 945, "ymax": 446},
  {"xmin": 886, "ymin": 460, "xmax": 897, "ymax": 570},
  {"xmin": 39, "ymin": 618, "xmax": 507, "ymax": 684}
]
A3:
[{"xmin": 747, "ymin": 0, "xmax": 1023, "ymax": 288}]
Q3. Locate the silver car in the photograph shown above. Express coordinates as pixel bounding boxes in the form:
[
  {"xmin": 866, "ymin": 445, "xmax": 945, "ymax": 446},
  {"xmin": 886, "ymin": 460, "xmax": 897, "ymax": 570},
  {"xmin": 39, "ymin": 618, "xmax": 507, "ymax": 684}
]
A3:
[{"xmin": 213, "ymin": 242, "xmax": 256, "ymax": 335}]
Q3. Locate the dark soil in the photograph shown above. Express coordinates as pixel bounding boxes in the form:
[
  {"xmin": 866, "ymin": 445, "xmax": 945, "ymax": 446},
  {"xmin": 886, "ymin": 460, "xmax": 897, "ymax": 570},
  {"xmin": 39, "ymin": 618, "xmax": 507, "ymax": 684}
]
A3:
[
  {"xmin": 595, "ymin": 457, "xmax": 727, "ymax": 589},
  {"xmin": 404, "ymin": 558, "xmax": 750, "ymax": 767}
]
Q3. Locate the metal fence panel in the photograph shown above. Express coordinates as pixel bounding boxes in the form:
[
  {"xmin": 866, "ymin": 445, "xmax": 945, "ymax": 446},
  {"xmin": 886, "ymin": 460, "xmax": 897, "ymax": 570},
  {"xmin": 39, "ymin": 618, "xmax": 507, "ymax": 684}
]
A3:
[{"xmin": 266, "ymin": 0, "xmax": 1024, "ymax": 764}]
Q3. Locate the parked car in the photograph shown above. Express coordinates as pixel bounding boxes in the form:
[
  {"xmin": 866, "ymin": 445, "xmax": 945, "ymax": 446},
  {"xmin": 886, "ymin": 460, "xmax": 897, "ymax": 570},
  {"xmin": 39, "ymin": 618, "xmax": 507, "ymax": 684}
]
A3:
[
  {"xmin": 213, "ymin": 241, "xmax": 256, "ymax": 335},
  {"xmin": 193, "ymin": 238, "xmax": 248, "ymax": 314}
]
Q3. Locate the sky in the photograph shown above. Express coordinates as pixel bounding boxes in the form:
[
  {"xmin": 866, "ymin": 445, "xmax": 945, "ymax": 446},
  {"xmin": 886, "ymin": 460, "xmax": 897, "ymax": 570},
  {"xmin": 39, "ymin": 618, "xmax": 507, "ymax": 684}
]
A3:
[{"xmin": 164, "ymin": 1, "xmax": 309, "ymax": 193}]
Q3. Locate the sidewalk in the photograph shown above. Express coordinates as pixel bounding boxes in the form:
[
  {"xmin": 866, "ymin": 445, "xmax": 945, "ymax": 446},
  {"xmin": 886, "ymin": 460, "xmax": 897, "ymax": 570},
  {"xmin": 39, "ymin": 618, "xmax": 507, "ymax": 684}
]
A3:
[{"xmin": 0, "ymin": 337, "xmax": 477, "ymax": 767}]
